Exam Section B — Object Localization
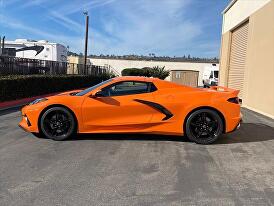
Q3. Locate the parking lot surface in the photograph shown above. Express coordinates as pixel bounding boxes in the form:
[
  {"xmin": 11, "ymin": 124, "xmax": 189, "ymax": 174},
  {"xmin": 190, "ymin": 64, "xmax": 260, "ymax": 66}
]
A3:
[{"xmin": 0, "ymin": 108, "xmax": 273, "ymax": 206}]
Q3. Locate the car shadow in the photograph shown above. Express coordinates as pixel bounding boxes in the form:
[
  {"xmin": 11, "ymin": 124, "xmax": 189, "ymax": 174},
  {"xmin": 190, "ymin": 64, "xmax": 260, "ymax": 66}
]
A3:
[
  {"xmin": 215, "ymin": 123, "xmax": 274, "ymax": 144},
  {"xmin": 68, "ymin": 133, "xmax": 186, "ymax": 142},
  {"xmin": 65, "ymin": 123, "xmax": 274, "ymax": 144}
]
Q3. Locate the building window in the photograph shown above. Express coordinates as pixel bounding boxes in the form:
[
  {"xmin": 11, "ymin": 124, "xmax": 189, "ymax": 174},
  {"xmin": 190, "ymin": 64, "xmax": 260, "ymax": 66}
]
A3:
[
  {"xmin": 175, "ymin": 72, "xmax": 181, "ymax": 79},
  {"xmin": 46, "ymin": 48, "xmax": 50, "ymax": 51}
]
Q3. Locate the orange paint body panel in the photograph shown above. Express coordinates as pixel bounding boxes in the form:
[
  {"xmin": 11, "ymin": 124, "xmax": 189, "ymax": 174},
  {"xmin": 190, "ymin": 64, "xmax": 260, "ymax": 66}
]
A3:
[{"xmin": 19, "ymin": 77, "xmax": 241, "ymax": 137}]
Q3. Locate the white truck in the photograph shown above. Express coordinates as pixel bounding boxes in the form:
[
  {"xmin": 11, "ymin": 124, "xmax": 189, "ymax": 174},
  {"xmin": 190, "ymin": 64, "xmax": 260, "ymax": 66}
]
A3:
[{"xmin": 202, "ymin": 65, "xmax": 219, "ymax": 87}]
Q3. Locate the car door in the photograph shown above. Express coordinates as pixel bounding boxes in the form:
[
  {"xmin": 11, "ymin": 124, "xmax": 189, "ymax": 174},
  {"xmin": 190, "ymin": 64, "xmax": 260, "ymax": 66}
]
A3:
[{"xmin": 81, "ymin": 81, "xmax": 158, "ymax": 131}]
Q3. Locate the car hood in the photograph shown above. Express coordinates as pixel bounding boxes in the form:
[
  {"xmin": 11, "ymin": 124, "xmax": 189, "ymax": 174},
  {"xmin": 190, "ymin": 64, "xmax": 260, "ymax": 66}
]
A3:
[{"xmin": 56, "ymin": 89, "xmax": 83, "ymax": 96}]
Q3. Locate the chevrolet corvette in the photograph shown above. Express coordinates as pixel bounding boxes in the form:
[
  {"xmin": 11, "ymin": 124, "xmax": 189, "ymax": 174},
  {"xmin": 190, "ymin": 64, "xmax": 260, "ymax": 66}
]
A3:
[{"xmin": 19, "ymin": 76, "xmax": 241, "ymax": 144}]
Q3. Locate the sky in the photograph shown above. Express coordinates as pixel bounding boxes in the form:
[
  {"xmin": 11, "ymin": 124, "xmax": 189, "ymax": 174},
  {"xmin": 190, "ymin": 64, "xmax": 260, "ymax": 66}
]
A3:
[{"xmin": 0, "ymin": 0, "xmax": 230, "ymax": 58}]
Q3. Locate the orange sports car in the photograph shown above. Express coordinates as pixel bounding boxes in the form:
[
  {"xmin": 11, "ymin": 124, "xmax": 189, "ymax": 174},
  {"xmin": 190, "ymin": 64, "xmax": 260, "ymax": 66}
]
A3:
[{"xmin": 19, "ymin": 76, "xmax": 241, "ymax": 144}]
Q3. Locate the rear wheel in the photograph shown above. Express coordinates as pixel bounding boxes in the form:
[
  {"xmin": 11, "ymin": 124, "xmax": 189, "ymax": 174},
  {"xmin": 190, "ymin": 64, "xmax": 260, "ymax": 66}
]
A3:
[
  {"xmin": 40, "ymin": 107, "xmax": 76, "ymax": 141},
  {"xmin": 185, "ymin": 109, "xmax": 223, "ymax": 144}
]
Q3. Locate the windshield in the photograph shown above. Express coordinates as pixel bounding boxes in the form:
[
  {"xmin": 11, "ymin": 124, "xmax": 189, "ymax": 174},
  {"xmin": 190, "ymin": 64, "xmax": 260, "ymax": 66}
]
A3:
[
  {"xmin": 75, "ymin": 79, "xmax": 113, "ymax": 96},
  {"xmin": 214, "ymin": 71, "xmax": 219, "ymax": 78}
]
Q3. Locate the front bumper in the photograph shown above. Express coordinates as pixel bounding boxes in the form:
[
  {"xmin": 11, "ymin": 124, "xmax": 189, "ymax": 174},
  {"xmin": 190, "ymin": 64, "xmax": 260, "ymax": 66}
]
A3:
[
  {"xmin": 19, "ymin": 115, "xmax": 33, "ymax": 132},
  {"xmin": 18, "ymin": 106, "xmax": 40, "ymax": 133}
]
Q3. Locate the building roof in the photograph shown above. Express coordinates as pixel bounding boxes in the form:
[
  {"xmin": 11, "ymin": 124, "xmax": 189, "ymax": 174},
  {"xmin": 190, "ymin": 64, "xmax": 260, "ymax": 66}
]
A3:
[{"xmin": 222, "ymin": 0, "xmax": 237, "ymax": 14}]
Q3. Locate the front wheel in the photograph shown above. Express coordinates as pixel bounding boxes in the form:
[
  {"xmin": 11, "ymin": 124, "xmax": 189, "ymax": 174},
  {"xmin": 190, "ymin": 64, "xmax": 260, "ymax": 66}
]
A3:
[
  {"xmin": 185, "ymin": 109, "xmax": 223, "ymax": 144},
  {"xmin": 40, "ymin": 107, "xmax": 76, "ymax": 141}
]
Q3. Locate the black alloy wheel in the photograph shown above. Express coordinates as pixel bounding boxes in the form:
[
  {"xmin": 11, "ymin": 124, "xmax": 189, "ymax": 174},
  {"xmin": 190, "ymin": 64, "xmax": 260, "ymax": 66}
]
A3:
[
  {"xmin": 40, "ymin": 107, "xmax": 76, "ymax": 141},
  {"xmin": 185, "ymin": 109, "xmax": 223, "ymax": 144}
]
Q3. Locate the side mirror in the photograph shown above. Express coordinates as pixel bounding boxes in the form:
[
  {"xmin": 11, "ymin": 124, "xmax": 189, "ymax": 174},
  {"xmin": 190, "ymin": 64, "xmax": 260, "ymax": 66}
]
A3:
[{"xmin": 91, "ymin": 90, "xmax": 104, "ymax": 98}]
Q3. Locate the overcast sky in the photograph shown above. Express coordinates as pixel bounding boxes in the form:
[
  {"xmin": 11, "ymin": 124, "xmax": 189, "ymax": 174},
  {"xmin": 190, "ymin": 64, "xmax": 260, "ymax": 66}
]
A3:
[{"xmin": 0, "ymin": 0, "xmax": 230, "ymax": 57}]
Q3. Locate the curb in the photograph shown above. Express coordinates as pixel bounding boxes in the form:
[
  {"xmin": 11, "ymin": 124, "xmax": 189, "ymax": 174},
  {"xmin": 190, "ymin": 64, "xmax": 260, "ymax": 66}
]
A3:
[{"xmin": 0, "ymin": 92, "xmax": 60, "ymax": 112}]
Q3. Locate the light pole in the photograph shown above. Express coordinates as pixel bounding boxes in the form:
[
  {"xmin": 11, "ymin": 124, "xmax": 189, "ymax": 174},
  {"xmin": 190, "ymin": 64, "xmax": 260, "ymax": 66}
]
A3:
[{"xmin": 83, "ymin": 11, "xmax": 89, "ymax": 74}]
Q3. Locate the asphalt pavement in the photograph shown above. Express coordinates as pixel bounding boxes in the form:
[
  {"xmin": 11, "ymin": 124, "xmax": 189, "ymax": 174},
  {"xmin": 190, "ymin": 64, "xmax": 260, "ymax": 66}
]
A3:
[{"xmin": 0, "ymin": 108, "xmax": 273, "ymax": 206}]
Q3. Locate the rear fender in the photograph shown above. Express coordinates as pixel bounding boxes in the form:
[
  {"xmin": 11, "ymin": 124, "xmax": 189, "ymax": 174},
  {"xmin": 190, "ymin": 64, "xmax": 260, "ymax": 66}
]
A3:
[{"xmin": 210, "ymin": 86, "xmax": 240, "ymax": 98}]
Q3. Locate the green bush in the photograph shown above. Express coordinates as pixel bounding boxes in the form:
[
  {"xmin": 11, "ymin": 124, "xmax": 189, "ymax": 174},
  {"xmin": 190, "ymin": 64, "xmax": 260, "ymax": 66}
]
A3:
[
  {"xmin": 148, "ymin": 66, "xmax": 170, "ymax": 80},
  {"xmin": 0, "ymin": 74, "xmax": 112, "ymax": 102},
  {"xmin": 121, "ymin": 68, "xmax": 145, "ymax": 77},
  {"xmin": 121, "ymin": 66, "xmax": 170, "ymax": 80}
]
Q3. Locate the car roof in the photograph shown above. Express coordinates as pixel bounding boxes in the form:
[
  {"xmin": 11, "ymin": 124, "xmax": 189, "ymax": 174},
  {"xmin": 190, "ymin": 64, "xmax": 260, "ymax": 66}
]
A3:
[{"xmin": 112, "ymin": 76, "xmax": 191, "ymax": 89}]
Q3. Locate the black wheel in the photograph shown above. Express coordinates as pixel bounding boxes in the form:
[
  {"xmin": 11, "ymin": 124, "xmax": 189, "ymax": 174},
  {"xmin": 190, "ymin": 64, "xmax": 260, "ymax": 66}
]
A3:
[
  {"xmin": 40, "ymin": 107, "xmax": 76, "ymax": 141},
  {"xmin": 185, "ymin": 109, "xmax": 223, "ymax": 144}
]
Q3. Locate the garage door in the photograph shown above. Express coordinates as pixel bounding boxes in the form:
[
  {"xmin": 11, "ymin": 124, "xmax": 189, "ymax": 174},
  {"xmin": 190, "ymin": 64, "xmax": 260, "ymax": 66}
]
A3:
[
  {"xmin": 171, "ymin": 70, "xmax": 199, "ymax": 87},
  {"xmin": 228, "ymin": 21, "xmax": 249, "ymax": 98}
]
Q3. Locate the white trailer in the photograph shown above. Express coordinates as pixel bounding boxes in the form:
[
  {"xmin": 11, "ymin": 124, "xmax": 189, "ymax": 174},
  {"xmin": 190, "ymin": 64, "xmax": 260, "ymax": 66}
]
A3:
[{"xmin": 4, "ymin": 39, "xmax": 67, "ymax": 62}]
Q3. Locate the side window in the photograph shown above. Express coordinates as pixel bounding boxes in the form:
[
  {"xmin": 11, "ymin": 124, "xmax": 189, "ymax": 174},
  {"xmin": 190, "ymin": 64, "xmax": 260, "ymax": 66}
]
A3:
[{"xmin": 102, "ymin": 81, "xmax": 157, "ymax": 97}]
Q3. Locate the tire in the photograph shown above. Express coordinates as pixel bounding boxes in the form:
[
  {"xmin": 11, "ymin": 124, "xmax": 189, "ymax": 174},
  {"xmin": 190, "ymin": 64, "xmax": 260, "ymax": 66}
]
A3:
[
  {"xmin": 185, "ymin": 109, "xmax": 223, "ymax": 144},
  {"xmin": 39, "ymin": 107, "xmax": 76, "ymax": 141}
]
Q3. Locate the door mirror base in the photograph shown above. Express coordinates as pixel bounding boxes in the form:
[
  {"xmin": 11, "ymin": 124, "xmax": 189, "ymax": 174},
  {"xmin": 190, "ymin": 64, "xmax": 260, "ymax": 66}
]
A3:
[{"xmin": 91, "ymin": 90, "xmax": 105, "ymax": 98}]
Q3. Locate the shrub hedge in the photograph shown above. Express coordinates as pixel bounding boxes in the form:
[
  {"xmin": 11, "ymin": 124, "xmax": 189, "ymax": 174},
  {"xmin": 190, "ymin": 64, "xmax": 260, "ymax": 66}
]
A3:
[
  {"xmin": 121, "ymin": 68, "xmax": 145, "ymax": 77},
  {"xmin": 0, "ymin": 74, "xmax": 112, "ymax": 102},
  {"xmin": 121, "ymin": 66, "xmax": 170, "ymax": 80}
]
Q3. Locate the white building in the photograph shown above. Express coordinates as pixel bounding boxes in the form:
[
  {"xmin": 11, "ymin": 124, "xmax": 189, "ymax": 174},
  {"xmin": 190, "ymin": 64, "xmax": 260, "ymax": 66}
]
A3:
[
  {"xmin": 89, "ymin": 58, "xmax": 219, "ymax": 87},
  {"xmin": 4, "ymin": 39, "xmax": 67, "ymax": 62}
]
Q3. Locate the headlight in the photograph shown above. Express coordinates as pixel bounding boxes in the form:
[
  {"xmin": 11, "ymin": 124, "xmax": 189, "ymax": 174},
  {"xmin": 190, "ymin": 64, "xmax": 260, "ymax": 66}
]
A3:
[{"xmin": 29, "ymin": 98, "xmax": 48, "ymax": 105}]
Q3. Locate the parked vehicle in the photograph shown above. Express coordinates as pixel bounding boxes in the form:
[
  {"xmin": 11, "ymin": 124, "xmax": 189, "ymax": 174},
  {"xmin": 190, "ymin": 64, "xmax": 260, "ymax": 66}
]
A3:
[
  {"xmin": 19, "ymin": 76, "xmax": 241, "ymax": 144},
  {"xmin": 203, "ymin": 65, "xmax": 219, "ymax": 87}
]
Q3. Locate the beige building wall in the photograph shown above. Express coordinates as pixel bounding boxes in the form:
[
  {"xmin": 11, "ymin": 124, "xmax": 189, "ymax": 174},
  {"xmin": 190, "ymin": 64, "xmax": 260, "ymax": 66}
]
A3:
[
  {"xmin": 89, "ymin": 58, "xmax": 218, "ymax": 86},
  {"xmin": 68, "ymin": 56, "xmax": 85, "ymax": 64},
  {"xmin": 243, "ymin": 0, "xmax": 274, "ymax": 117},
  {"xmin": 219, "ymin": 0, "xmax": 274, "ymax": 118},
  {"xmin": 222, "ymin": 0, "xmax": 271, "ymax": 33},
  {"xmin": 67, "ymin": 56, "xmax": 92, "ymax": 74},
  {"xmin": 219, "ymin": 32, "xmax": 231, "ymax": 87}
]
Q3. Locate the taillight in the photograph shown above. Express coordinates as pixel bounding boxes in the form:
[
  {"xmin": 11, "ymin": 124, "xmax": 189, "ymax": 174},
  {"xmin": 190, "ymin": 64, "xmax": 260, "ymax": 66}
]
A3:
[{"xmin": 227, "ymin": 97, "xmax": 240, "ymax": 104}]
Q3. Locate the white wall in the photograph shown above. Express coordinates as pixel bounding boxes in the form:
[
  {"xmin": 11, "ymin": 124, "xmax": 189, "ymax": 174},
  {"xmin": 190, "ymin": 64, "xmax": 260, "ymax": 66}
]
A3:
[
  {"xmin": 90, "ymin": 58, "xmax": 218, "ymax": 86},
  {"xmin": 222, "ymin": 0, "xmax": 271, "ymax": 33}
]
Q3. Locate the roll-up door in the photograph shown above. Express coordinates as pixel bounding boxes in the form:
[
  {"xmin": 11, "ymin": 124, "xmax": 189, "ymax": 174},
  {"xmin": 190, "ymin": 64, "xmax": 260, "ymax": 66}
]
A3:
[{"xmin": 228, "ymin": 21, "xmax": 249, "ymax": 98}]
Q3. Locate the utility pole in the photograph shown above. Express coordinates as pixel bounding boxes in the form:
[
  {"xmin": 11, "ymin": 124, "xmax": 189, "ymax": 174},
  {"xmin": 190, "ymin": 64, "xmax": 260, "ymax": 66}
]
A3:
[
  {"xmin": 83, "ymin": 11, "xmax": 89, "ymax": 74},
  {"xmin": 0, "ymin": 36, "xmax": 2, "ymax": 56},
  {"xmin": 1, "ymin": 36, "xmax": 5, "ymax": 56}
]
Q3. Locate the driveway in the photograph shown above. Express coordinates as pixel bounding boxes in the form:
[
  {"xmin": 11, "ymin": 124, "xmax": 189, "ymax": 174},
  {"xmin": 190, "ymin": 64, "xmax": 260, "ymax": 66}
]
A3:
[{"xmin": 0, "ymin": 108, "xmax": 273, "ymax": 206}]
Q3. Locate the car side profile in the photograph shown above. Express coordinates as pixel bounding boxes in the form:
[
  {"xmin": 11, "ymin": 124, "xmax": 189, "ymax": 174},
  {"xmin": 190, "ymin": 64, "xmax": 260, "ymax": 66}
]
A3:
[{"xmin": 19, "ymin": 76, "xmax": 241, "ymax": 144}]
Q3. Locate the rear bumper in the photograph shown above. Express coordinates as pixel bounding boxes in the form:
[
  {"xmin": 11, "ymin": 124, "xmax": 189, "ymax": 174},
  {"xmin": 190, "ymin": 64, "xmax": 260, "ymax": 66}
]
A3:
[
  {"xmin": 233, "ymin": 119, "xmax": 242, "ymax": 132},
  {"xmin": 227, "ymin": 116, "xmax": 242, "ymax": 133}
]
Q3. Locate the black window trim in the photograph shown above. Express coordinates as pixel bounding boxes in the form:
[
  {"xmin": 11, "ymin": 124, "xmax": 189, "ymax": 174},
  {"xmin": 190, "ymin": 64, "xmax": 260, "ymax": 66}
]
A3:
[{"xmin": 100, "ymin": 80, "xmax": 157, "ymax": 97}]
